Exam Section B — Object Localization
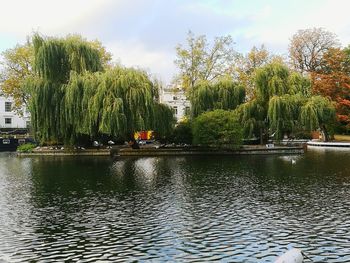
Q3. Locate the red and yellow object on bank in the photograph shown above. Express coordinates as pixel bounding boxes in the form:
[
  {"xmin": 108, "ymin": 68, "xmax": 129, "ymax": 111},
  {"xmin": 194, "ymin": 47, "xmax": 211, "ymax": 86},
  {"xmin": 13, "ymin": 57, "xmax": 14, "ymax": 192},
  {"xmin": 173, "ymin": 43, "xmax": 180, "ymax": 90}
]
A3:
[{"xmin": 134, "ymin": 130, "xmax": 154, "ymax": 141}]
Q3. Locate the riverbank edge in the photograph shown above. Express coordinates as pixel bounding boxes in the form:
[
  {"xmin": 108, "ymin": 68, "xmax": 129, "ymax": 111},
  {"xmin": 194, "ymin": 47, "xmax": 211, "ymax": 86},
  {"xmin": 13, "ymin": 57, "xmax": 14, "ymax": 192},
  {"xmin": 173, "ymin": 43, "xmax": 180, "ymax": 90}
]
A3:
[
  {"xmin": 114, "ymin": 146, "xmax": 305, "ymax": 157},
  {"xmin": 17, "ymin": 149, "xmax": 110, "ymax": 156},
  {"xmin": 307, "ymin": 140, "xmax": 350, "ymax": 147},
  {"xmin": 17, "ymin": 145, "xmax": 305, "ymax": 157}
]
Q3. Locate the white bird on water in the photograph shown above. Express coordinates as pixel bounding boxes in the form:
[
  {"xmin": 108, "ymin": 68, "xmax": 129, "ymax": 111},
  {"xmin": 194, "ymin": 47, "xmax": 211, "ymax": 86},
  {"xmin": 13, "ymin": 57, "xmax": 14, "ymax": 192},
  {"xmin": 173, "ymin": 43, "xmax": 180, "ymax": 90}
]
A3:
[{"xmin": 275, "ymin": 248, "xmax": 303, "ymax": 263}]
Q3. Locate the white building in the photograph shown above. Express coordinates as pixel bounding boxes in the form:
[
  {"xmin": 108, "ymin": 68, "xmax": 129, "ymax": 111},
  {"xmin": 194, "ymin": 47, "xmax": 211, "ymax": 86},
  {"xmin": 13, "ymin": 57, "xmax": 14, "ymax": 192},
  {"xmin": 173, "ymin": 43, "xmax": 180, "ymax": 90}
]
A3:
[
  {"xmin": 0, "ymin": 96, "xmax": 30, "ymax": 130},
  {"xmin": 160, "ymin": 87, "xmax": 190, "ymax": 122}
]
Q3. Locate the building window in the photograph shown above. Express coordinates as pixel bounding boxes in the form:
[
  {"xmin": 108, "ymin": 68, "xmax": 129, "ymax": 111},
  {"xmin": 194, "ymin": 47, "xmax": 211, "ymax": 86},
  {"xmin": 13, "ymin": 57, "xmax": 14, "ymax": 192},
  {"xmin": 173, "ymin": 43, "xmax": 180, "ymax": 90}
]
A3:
[
  {"xmin": 185, "ymin": 106, "xmax": 191, "ymax": 115},
  {"xmin": 5, "ymin": 118, "xmax": 12, "ymax": 124},
  {"xmin": 173, "ymin": 106, "xmax": 178, "ymax": 115},
  {"xmin": 5, "ymin": 102, "xmax": 12, "ymax": 112},
  {"xmin": 173, "ymin": 96, "xmax": 178, "ymax": 100},
  {"xmin": 2, "ymin": 139, "xmax": 10, "ymax": 145}
]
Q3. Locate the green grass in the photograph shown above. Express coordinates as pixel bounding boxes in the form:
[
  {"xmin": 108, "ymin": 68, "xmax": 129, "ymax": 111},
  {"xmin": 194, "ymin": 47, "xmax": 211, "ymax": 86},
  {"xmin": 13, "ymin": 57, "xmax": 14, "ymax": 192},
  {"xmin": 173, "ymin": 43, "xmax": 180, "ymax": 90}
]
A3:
[
  {"xmin": 17, "ymin": 143, "xmax": 36, "ymax": 153},
  {"xmin": 334, "ymin": 134, "xmax": 350, "ymax": 141}
]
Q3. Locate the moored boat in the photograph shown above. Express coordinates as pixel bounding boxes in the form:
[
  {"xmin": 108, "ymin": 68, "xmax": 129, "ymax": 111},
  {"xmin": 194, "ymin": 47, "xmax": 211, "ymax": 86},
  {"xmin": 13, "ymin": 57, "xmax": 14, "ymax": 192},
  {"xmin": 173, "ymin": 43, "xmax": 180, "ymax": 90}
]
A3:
[
  {"xmin": 307, "ymin": 140, "xmax": 350, "ymax": 147},
  {"xmin": 0, "ymin": 137, "xmax": 34, "ymax": 152}
]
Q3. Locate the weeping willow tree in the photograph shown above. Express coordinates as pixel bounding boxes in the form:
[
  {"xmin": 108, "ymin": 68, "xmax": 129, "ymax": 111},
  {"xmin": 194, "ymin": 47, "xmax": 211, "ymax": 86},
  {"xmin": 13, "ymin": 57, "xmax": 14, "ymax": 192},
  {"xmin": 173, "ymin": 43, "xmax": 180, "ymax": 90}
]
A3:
[
  {"xmin": 190, "ymin": 78, "xmax": 245, "ymax": 117},
  {"xmin": 300, "ymin": 96, "xmax": 335, "ymax": 141},
  {"xmin": 235, "ymin": 100, "xmax": 265, "ymax": 139},
  {"xmin": 32, "ymin": 34, "xmax": 102, "ymax": 82},
  {"xmin": 27, "ymin": 34, "xmax": 103, "ymax": 144},
  {"xmin": 288, "ymin": 72, "xmax": 311, "ymax": 97},
  {"xmin": 27, "ymin": 34, "xmax": 174, "ymax": 145},
  {"xmin": 153, "ymin": 103, "xmax": 176, "ymax": 138},
  {"xmin": 237, "ymin": 62, "xmax": 335, "ymax": 142},
  {"xmin": 237, "ymin": 63, "xmax": 292, "ymax": 143},
  {"xmin": 65, "ymin": 68, "xmax": 174, "ymax": 143},
  {"xmin": 255, "ymin": 62, "xmax": 290, "ymax": 102},
  {"xmin": 267, "ymin": 94, "xmax": 306, "ymax": 140}
]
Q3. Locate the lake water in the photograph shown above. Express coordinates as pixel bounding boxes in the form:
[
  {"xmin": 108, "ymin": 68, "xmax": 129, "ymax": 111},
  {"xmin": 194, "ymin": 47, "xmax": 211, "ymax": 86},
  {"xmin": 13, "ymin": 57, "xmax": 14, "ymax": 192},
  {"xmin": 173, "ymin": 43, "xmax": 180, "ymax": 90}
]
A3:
[{"xmin": 0, "ymin": 149, "xmax": 349, "ymax": 262}]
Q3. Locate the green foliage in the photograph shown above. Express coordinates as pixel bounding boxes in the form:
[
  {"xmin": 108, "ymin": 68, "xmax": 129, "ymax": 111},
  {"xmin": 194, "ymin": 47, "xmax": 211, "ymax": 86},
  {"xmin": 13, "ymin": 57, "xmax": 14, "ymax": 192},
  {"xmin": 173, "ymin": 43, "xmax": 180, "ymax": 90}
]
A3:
[
  {"xmin": 27, "ymin": 65, "xmax": 174, "ymax": 144},
  {"xmin": 300, "ymin": 96, "xmax": 335, "ymax": 131},
  {"xmin": 237, "ymin": 62, "xmax": 334, "ymax": 141},
  {"xmin": 235, "ymin": 62, "xmax": 334, "ymax": 142},
  {"xmin": 153, "ymin": 103, "xmax": 176, "ymax": 138},
  {"xmin": 17, "ymin": 143, "xmax": 36, "ymax": 153},
  {"xmin": 255, "ymin": 62, "xmax": 290, "ymax": 102},
  {"xmin": 174, "ymin": 31, "xmax": 236, "ymax": 89},
  {"xmin": 27, "ymin": 34, "xmax": 174, "ymax": 145},
  {"xmin": 26, "ymin": 78, "xmax": 66, "ymax": 143},
  {"xmin": 27, "ymin": 34, "xmax": 104, "ymax": 144},
  {"xmin": 237, "ymin": 62, "xmax": 293, "ymax": 141},
  {"xmin": 0, "ymin": 33, "xmax": 113, "ymax": 117},
  {"xmin": 0, "ymin": 42, "xmax": 34, "ymax": 113},
  {"xmin": 288, "ymin": 72, "xmax": 311, "ymax": 96},
  {"xmin": 192, "ymin": 109, "xmax": 243, "ymax": 148},
  {"xmin": 64, "ymin": 67, "xmax": 157, "ymax": 141},
  {"xmin": 267, "ymin": 94, "xmax": 307, "ymax": 139},
  {"xmin": 170, "ymin": 121, "xmax": 193, "ymax": 144},
  {"xmin": 190, "ymin": 78, "xmax": 245, "ymax": 117},
  {"xmin": 32, "ymin": 34, "xmax": 102, "ymax": 83},
  {"xmin": 236, "ymin": 100, "xmax": 266, "ymax": 139},
  {"xmin": 234, "ymin": 45, "xmax": 271, "ymax": 98},
  {"xmin": 65, "ymin": 34, "xmax": 113, "ymax": 69}
]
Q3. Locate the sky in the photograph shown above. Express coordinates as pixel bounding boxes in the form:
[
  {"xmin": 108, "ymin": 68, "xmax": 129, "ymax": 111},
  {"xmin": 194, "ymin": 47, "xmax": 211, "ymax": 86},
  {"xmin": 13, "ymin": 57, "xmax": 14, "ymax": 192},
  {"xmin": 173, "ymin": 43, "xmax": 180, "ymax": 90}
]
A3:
[{"xmin": 1, "ymin": 0, "xmax": 350, "ymax": 84}]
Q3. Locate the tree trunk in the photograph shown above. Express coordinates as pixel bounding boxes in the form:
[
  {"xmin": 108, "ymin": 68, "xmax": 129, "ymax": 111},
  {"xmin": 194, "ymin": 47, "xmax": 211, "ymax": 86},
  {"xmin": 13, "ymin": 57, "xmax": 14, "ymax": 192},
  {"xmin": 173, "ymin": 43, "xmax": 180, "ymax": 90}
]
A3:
[{"xmin": 320, "ymin": 124, "xmax": 329, "ymax": 142}]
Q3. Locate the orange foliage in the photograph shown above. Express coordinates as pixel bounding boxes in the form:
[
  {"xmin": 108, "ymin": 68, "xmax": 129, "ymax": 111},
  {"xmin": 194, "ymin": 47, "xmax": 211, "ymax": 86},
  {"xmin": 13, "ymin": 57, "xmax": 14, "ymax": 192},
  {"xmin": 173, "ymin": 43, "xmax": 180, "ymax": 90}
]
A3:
[{"xmin": 312, "ymin": 48, "xmax": 350, "ymax": 126}]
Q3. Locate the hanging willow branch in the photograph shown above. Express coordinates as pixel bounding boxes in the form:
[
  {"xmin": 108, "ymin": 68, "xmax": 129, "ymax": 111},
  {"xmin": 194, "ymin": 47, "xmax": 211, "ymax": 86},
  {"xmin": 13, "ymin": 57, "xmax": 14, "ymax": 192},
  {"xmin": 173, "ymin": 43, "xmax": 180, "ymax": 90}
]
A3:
[
  {"xmin": 190, "ymin": 79, "xmax": 245, "ymax": 117},
  {"xmin": 153, "ymin": 103, "xmax": 176, "ymax": 137},
  {"xmin": 300, "ymin": 96, "xmax": 335, "ymax": 132},
  {"xmin": 64, "ymin": 67, "xmax": 174, "ymax": 143},
  {"xmin": 28, "ymin": 34, "xmax": 174, "ymax": 145},
  {"xmin": 32, "ymin": 34, "xmax": 102, "ymax": 83},
  {"xmin": 288, "ymin": 72, "xmax": 311, "ymax": 96},
  {"xmin": 255, "ymin": 63, "xmax": 289, "ymax": 102},
  {"xmin": 238, "ymin": 62, "xmax": 332, "ymax": 141}
]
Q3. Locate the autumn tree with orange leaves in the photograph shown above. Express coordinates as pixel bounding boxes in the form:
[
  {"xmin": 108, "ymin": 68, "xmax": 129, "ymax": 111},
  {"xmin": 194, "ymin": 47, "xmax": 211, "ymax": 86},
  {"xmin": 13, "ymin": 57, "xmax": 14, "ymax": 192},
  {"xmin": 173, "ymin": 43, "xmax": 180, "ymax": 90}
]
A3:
[
  {"xmin": 289, "ymin": 28, "xmax": 339, "ymax": 73},
  {"xmin": 312, "ymin": 47, "xmax": 350, "ymax": 132}
]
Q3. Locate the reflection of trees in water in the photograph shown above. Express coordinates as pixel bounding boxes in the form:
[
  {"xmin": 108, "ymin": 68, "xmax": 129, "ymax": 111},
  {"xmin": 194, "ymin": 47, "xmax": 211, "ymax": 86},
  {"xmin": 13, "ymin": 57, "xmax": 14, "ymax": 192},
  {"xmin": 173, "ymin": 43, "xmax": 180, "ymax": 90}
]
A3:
[
  {"xmin": 0, "ymin": 154, "xmax": 40, "ymax": 260},
  {"xmin": 109, "ymin": 157, "xmax": 203, "ymax": 250},
  {"xmin": 27, "ymin": 157, "xmax": 113, "ymax": 237},
  {"xmin": 30, "ymin": 156, "xmax": 111, "ymax": 197},
  {"xmin": 0, "ymin": 154, "xmax": 34, "ymax": 218},
  {"xmin": 110, "ymin": 157, "xmax": 186, "ymax": 191},
  {"xmin": 1, "ymin": 154, "xmax": 350, "ymax": 261}
]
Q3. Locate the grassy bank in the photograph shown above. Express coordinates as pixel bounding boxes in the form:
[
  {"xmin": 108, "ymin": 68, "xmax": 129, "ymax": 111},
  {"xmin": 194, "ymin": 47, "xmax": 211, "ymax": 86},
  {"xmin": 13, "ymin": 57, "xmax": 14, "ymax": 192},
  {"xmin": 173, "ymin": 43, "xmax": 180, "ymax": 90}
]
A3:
[{"xmin": 334, "ymin": 135, "xmax": 350, "ymax": 141}]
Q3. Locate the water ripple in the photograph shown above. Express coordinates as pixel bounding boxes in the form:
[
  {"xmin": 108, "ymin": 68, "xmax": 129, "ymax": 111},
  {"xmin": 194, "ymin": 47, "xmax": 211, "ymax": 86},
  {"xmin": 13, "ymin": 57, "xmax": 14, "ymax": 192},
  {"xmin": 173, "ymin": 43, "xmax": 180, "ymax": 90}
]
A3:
[{"xmin": 0, "ymin": 152, "xmax": 349, "ymax": 262}]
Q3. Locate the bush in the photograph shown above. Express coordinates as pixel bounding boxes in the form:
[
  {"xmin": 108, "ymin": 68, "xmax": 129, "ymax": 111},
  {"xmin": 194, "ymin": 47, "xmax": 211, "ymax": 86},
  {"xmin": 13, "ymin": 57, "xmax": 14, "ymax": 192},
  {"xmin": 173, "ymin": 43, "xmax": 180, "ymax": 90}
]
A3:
[
  {"xmin": 170, "ymin": 121, "xmax": 193, "ymax": 144},
  {"xmin": 192, "ymin": 109, "xmax": 243, "ymax": 148},
  {"xmin": 17, "ymin": 143, "xmax": 36, "ymax": 153},
  {"xmin": 292, "ymin": 130, "xmax": 312, "ymax": 139}
]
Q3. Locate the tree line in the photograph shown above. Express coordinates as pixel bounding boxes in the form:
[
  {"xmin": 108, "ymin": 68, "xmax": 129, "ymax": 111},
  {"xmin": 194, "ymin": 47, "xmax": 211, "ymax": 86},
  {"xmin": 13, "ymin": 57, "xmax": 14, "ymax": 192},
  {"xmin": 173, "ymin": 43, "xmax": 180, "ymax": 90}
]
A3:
[
  {"xmin": 174, "ymin": 28, "xmax": 349, "ymax": 145},
  {"xmin": 1, "ymin": 34, "xmax": 174, "ymax": 146},
  {"xmin": 0, "ymin": 28, "xmax": 349, "ymax": 146}
]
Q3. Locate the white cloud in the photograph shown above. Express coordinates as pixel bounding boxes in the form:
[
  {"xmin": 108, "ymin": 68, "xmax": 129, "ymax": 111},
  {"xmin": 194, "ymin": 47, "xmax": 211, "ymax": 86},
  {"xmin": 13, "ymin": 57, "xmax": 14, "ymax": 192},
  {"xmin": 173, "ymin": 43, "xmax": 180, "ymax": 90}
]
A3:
[
  {"xmin": 0, "ymin": 0, "xmax": 114, "ymax": 37},
  {"xmin": 105, "ymin": 40, "xmax": 176, "ymax": 83},
  {"xmin": 240, "ymin": 0, "xmax": 350, "ymax": 53},
  {"xmin": 1, "ymin": 0, "xmax": 350, "ymax": 84}
]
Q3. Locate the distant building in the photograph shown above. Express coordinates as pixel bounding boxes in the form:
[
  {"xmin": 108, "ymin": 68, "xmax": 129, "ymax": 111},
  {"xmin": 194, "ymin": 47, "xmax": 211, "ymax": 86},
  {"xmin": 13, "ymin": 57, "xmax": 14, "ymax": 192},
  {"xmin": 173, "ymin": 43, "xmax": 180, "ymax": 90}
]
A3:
[
  {"xmin": 160, "ymin": 87, "xmax": 190, "ymax": 122},
  {"xmin": 0, "ymin": 96, "xmax": 30, "ymax": 131}
]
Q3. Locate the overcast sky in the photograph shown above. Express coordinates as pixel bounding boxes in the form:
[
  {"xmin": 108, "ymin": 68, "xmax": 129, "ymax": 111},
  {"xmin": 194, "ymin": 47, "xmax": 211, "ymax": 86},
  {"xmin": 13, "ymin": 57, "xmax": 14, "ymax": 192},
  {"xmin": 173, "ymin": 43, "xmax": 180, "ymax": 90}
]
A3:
[{"xmin": 1, "ymin": 0, "xmax": 350, "ymax": 83}]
